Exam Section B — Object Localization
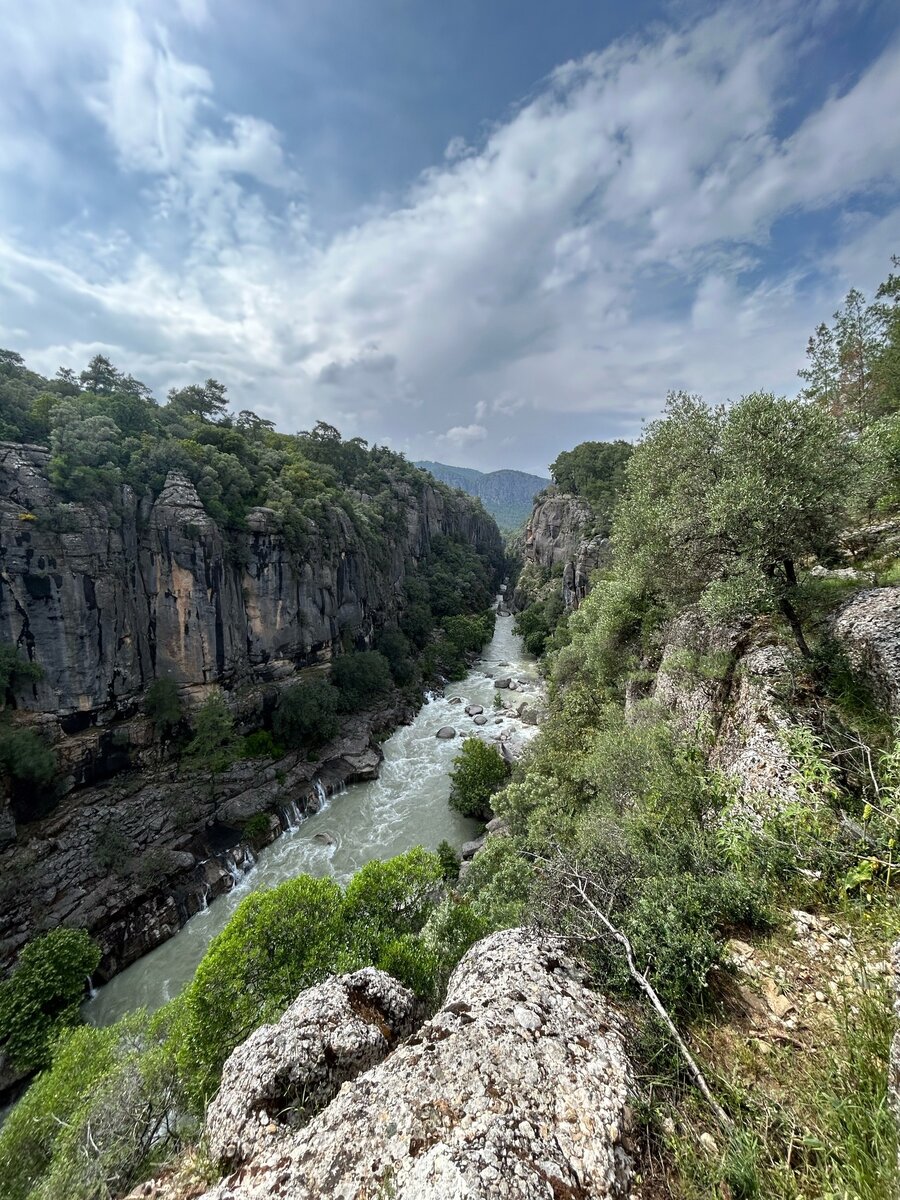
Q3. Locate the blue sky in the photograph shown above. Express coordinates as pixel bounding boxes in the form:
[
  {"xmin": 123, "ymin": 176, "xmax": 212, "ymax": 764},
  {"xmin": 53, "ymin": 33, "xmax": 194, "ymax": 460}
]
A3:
[{"xmin": 1, "ymin": 0, "xmax": 899, "ymax": 473}]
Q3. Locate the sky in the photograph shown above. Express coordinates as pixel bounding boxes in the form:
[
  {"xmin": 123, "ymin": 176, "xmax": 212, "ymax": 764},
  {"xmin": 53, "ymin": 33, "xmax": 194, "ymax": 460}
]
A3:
[{"xmin": 0, "ymin": 0, "xmax": 899, "ymax": 474}]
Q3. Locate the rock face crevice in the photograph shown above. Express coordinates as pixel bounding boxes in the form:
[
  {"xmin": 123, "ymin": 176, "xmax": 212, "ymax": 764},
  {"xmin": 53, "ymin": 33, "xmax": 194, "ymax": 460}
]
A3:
[{"xmin": 186, "ymin": 929, "xmax": 634, "ymax": 1200}]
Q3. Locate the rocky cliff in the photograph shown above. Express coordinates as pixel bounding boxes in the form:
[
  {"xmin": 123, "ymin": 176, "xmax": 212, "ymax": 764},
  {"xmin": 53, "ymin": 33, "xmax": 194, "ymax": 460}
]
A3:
[
  {"xmin": 513, "ymin": 490, "xmax": 610, "ymax": 612},
  {"xmin": 1, "ymin": 443, "xmax": 501, "ymax": 748},
  {"xmin": 0, "ymin": 443, "xmax": 502, "ymax": 989}
]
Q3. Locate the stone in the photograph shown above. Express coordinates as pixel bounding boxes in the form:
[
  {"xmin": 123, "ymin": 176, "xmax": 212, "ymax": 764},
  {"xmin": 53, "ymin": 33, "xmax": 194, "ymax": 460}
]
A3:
[
  {"xmin": 205, "ymin": 968, "xmax": 419, "ymax": 1165},
  {"xmin": 494, "ymin": 678, "xmax": 511, "ymax": 689},
  {"xmin": 473, "ymin": 715, "xmax": 488, "ymax": 726},
  {"xmin": 460, "ymin": 836, "xmax": 486, "ymax": 860},
  {"xmin": 436, "ymin": 727, "xmax": 457, "ymax": 739},
  {"xmin": 831, "ymin": 587, "xmax": 900, "ymax": 715},
  {"xmin": 464, "ymin": 705, "xmax": 484, "ymax": 716},
  {"xmin": 193, "ymin": 930, "xmax": 634, "ymax": 1200}
]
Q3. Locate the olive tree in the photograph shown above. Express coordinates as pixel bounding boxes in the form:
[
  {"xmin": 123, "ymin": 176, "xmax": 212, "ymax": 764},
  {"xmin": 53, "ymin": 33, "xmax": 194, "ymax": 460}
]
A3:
[{"xmin": 615, "ymin": 391, "xmax": 850, "ymax": 658}]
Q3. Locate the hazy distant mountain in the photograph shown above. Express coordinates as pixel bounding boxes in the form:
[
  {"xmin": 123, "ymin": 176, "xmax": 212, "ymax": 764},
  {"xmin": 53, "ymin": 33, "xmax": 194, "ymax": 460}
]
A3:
[{"xmin": 416, "ymin": 461, "xmax": 549, "ymax": 531}]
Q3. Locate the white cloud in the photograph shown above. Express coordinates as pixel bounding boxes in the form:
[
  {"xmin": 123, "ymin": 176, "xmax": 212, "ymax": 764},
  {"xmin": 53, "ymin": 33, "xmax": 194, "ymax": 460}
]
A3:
[
  {"xmin": 438, "ymin": 424, "xmax": 488, "ymax": 448},
  {"xmin": 0, "ymin": 0, "xmax": 898, "ymax": 471}
]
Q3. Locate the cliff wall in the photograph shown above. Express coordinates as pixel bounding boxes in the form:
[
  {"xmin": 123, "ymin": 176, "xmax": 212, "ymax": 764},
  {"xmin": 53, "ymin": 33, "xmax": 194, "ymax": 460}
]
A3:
[{"xmin": 513, "ymin": 490, "xmax": 610, "ymax": 611}]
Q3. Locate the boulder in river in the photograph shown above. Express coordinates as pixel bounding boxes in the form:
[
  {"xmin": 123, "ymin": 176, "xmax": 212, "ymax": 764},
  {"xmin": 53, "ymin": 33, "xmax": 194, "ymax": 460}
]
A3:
[
  {"xmin": 436, "ymin": 727, "xmax": 457, "ymax": 739},
  {"xmin": 449, "ymin": 696, "xmax": 463, "ymax": 705},
  {"xmin": 473, "ymin": 715, "xmax": 488, "ymax": 726},
  {"xmin": 464, "ymin": 704, "xmax": 484, "ymax": 716},
  {"xmin": 494, "ymin": 677, "xmax": 511, "ymax": 689}
]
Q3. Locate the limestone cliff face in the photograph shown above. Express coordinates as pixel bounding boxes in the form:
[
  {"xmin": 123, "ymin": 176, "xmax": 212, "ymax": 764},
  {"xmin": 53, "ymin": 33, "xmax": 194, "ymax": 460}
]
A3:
[
  {"xmin": 0, "ymin": 443, "xmax": 502, "ymax": 780},
  {"xmin": 513, "ymin": 490, "xmax": 609, "ymax": 611}
]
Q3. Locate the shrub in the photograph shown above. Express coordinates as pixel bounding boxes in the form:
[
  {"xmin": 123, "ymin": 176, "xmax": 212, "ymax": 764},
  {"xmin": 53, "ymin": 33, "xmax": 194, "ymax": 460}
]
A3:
[
  {"xmin": 184, "ymin": 693, "xmax": 236, "ymax": 770},
  {"xmin": 239, "ymin": 729, "xmax": 284, "ymax": 759},
  {"xmin": 0, "ymin": 1015, "xmax": 182, "ymax": 1200},
  {"xmin": 448, "ymin": 738, "xmax": 510, "ymax": 820},
  {"xmin": 242, "ymin": 813, "xmax": 271, "ymax": 841},
  {"xmin": 0, "ymin": 643, "xmax": 42, "ymax": 702},
  {"xmin": 376, "ymin": 628, "xmax": 416, "ymax": 685},
  {"xmin": 0, "ymin": 928, "xmax": 101, "ymax": 1071},
  {"xmin": 0, "ymin": 723, "xmax": 56, "ymax": 790},
  {"xmin": 92, "ymin": 821, "xmax": 132, "ymax": 873},
  {"xmin": 144, "ymin": 677, "xmax": 183, "ymax": 736},
  {"xmin": 168, "ymin": 848, "xmax": 445, "ymax": 1110},
  {"xmin": 437, "ymin": 838, "xmax": 460, "ymax": 881},
  {"xmin": 330, "ymin": 651, "xmax": 392, "ymax": 712},
  {"xmin": 273, "ymin": 680, "xmax": 340, "ymax": 748}
]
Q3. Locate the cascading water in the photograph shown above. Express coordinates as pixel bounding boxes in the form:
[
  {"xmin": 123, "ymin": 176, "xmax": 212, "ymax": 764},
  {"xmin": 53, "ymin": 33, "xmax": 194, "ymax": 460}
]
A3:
[{"xmin": 86, "ymin": 610, "xmax": 541, "ymax": 1027}]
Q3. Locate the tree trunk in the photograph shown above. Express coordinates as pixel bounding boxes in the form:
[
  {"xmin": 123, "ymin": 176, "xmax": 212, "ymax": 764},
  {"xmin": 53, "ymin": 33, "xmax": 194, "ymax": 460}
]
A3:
[{"xmin": 780, "ymin": 559, "xmax": 812, "ymax": 660}]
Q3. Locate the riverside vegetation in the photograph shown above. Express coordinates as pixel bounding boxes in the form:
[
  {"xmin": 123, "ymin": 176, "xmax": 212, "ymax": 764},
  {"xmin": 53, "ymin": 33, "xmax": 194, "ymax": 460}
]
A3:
[{"xmin": 1, "ymin": 259, "xmax": 900, "ymax": 1197}]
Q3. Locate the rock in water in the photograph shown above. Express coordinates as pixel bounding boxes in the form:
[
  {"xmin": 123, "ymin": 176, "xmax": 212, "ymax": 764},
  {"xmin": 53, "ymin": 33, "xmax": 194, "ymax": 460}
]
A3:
[
  {"xmin": 195, "ymin": 929, "xmax": 634, "ymax": 1199},
  {"xmin": 494, "ymin": 677, "xmax": 511, "ymax": 689},
  {"xmin": 206, "ymin": 969, "xmax": 419, "ymax": 1166},
  {"xmin": 473, "ymin": 714, "xmax": 488, "ymax": 725},
  {"xmin": 464, "ymin": 704, "xmax": 484, "ymax": 716},
  {"xmin": 436, "ymin": 726, "xmax": 457, "ymax": 739}
]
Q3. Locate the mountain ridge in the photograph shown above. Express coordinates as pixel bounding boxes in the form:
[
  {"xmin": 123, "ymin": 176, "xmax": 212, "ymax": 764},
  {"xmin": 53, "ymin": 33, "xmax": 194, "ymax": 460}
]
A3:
[{"xmin": 415, "ymin": 460, "xmax": 549, "ymax": 531}]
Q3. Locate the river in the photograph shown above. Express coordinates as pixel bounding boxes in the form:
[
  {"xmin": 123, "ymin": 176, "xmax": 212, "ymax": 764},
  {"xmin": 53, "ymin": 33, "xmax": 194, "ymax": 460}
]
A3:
[{"xmin": 87, "ymin": 611, "xmax": 540, "ymax": 1026}]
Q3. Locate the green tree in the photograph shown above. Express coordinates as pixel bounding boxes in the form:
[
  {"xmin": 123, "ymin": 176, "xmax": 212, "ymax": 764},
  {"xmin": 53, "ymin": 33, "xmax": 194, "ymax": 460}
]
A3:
[
  {"xmin": 144, "ymin": 678, "xmax": 183, "ymax": 737},
  {"xmin": 165, "ymin": 378, "xmax": 229, "ymax": 422},
  {"xmin": 549, "ymin": 440, "xmax": 633, "ymax": 534},
  {"xmin": 0, "ymin": 724, "xmax": 56, "ymax": 790},
  {"xmin": 48, "ymin": 400, "xmax": 122, "ymax": 500},
  {"xmin": 273, "ymin": 680, "xmax": 340, "ymax": 748},
  {"xmin": 375, "ymin": 628, "xmax": 416, "ymax": 685},
  {"xmin": 615, "ymin": 391, "xmax": 849, "ymax": 658},
  {"xmin": 330, "ymin": 651, "xmax": 393, "ymax": 712},
  {"xmin": 448, "ymin": 738, "xmax": 510, "ymax": 820},
  {"xmin": 0, "ymin": 929, "xmax": 101, "ymax": 1071},
  {"xmin": 184, "ymin": 693, "xmax": 236, "ymax": 770},
  {"xmin": 0, "ymin": 644, "xmax": 42, "ymax": 706}
]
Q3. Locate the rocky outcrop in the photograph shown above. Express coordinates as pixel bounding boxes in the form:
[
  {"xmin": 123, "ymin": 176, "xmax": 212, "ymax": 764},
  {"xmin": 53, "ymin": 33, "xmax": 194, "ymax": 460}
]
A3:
[
  {"xmin": 206, "ymin": 969, "xmax": 420, "ymax": 1166},
  {"xmin": 514, "ymin": 491, "xmax": 610, "ymax": 612},
  {"xmin": 830, "ymin": 586, "xmax": 900, "ymax": 715},
  {"xmin": 178, "ymin": 929, "xmax": 634, "ymax": 1200}
]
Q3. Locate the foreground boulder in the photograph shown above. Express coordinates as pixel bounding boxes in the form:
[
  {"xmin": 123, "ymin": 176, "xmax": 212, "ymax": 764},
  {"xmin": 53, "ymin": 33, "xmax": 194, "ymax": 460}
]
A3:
[
  {"xmin": 196, "ymin": 928, "xmax": 633, "ymax": 1199},
  {"xmin": 206, "ymin": 969, "xmax": 419, "ymax": 1166},
  {"xmin": 831, "ymin": 586, "xmax": 900, "ymax": 715}
]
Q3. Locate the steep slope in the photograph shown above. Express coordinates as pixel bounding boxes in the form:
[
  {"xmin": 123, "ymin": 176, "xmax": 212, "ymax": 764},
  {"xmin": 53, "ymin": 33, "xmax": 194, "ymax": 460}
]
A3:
[{"xmin": 415, "ymin": 460, "xmax": 549, "ymax": 531}]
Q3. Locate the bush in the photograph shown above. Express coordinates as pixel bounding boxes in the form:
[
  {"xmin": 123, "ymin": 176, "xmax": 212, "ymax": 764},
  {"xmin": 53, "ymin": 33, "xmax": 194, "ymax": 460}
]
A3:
[
  {"xmin": 239, "ymin": 729, "xmax": 284, "ymax": 759},
  {"xmin": 448, "ymin": 738, "xmax": 510, "ymax": 819},
  {"xmin": 0, "ymin": 643, "xmax": 42, "ymax": 702},
  {"xmin": 437, "ymin": 838, "xmax": 460, "ymax": 881},
  {"xmin": 167, "ymin": 848, "xmax": 444, "ymax": 1110},
  {"xmin": 273, "ymin": 680, "xmax": 340, "ymax": 748},
  {"xmin": 375, "ymin": 628, "xmax": 416, "ymax": 685},
  {"xmin": 330, "ymin": 651, "xmax": 392, "ymax": 712},
  {"xmin": 0, "ymin": 1015, "xmax": 182, "ymax": 1200},
  {"xmin": 0, "ymin": 723, "xmax": 56, "ymax": 789},
  {"xmin": 184, "ymin": 693, "xmax": 236, "ymax": 770},
  {"xmin": 0, "ymin": 928, "xmax": 101, "ymax": 1071},
  {"xmin": 144, "ymin": 678, "xmax": 183, "ymax": 736}
]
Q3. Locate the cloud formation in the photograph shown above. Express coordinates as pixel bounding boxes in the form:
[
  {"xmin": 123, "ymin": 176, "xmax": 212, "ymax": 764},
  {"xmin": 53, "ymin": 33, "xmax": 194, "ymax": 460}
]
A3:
[{"xmin": 0, "ymin": 0, "xmax": 898, "ymax": 471}]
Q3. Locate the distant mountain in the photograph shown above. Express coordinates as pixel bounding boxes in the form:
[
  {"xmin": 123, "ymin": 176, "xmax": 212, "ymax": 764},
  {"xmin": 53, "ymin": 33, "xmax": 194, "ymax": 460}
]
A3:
[{"xmin": 415, "ymin": 461, "xmax": 549, "ymax": 531}]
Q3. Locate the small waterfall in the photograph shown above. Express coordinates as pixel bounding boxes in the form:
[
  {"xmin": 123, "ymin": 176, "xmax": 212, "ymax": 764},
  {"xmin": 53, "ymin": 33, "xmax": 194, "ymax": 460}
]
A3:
[
  {"xmin": 198, "ymin": 886, "xmax": 209, "ymax": 912},
  {"xmin": 279, "ymin": 799, "xmax": 303, "ymax": 831},
  {"xmin": 313, "ymin": 778, "xmax": 328, "ymax": 809},
  {"xmin": 223, "ymin": 844, "xmax": 257, "ymax": 889},
  {"xmin": 85, "ymin": 975, "xmax": 98, "ymax": 1000}
]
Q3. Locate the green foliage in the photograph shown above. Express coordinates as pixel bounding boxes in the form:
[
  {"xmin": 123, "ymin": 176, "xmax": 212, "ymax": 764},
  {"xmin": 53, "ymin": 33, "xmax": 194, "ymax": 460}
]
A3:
[
  {"xmin": 92, "ymin": 821, "xmax": 132, "ymax": 873},
  {"xmin": 273, "ymin": 680, "xmax": 340, "ymax": 748},
  {"xmin": 239, "ymin": 729, "xmax": 284, "ymax": 759},
  {"xmin": 330, "ymin": 651, "xmax": 392, "ymax": 712},
  {"xmin": 436, "ymin": 838, "xmax": 460, "ymax": 881},
  {"xmin": 144, "ymin": 677, "xmax": 183, "ymax": 737},
  {"xmin": 614, "ymin": 390, "xmax": 849, "ymax": 656},
  {"xmin": 0, "ymin": 722, "xmax": 56, "ymax": 793},
  {"xmin": 184, "ymin": 693, "xmax": 236, "ymax": 770},
  {"xmin": 513, "ymin": 591, "xmax": 565, "ymax": 657},
  {"xmin": 242, "ymin": 813, "xmax": 272, "ymax": 841},
  {"xmin": 448, "ymin": 737, "xmax": 510, "ymax": 819},
  {"xmin": 0, "ymin": 643, "xmax": 42, "ymax": 702},
  {"xmin": 375, "ymin": 627, "xmax": 416, "ymax": 685},
  {"xmin": 0, "ymin": 928, "xmax": 101, "ymax": 1071},
  {"xmin": 168, "ymin": 848, "xmax": 444, "ymax": 1109},
  {"xmin": 549, "ymin": 439, "xmax": 633, "ymax": 534},
  {"xmin": 0, "ymin": 1014, "xmax": 183, "ymax": 1200}
]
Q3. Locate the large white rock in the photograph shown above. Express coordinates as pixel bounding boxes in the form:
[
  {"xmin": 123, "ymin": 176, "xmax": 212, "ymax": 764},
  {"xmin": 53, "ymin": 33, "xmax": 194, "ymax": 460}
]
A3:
[
  {"xmin": 831, "ymin": 586, "xmax": 900, "ymax": 715},
  {"xmin": 196, "ymin": 928, "xmax": 634, "ymax": 1200}
]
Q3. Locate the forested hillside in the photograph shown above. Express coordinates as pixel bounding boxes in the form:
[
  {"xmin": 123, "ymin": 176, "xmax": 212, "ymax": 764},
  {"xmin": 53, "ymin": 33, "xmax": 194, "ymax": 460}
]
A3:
[{"xmin": 416, "ymin": 460, "xmax": 549, "ymax": 531}]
